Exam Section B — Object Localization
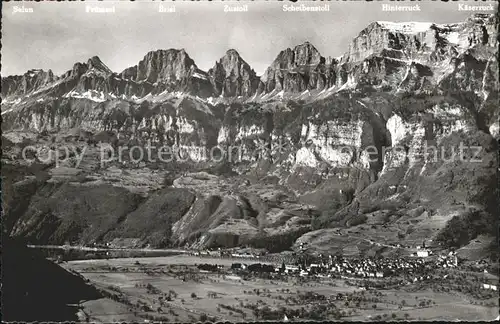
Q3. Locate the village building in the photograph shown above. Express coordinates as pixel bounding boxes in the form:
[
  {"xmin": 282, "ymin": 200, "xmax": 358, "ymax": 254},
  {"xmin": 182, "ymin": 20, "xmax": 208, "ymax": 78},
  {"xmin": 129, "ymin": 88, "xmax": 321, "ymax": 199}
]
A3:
[{"xmin": 416, "ymin": 250, "xmax": 429, "ymax": 257}]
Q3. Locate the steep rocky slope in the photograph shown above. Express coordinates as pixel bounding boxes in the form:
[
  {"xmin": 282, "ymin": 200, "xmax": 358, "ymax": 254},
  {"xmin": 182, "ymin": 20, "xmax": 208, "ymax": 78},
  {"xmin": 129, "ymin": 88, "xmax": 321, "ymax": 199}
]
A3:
[{"xmin": 2, "ymin": 13, "xmax": 498, "ymax": 256}]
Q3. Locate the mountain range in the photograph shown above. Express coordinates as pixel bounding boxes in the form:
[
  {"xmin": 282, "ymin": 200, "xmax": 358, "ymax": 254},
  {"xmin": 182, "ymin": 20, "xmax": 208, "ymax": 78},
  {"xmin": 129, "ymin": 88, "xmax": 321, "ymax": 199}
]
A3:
[
  {"xmin": 2, "ymin": 13, "xmax": 498, "ymax": 259},
  {"xmin": 2, "ymin": 13, "xmax": 497, "ymax": 105}
]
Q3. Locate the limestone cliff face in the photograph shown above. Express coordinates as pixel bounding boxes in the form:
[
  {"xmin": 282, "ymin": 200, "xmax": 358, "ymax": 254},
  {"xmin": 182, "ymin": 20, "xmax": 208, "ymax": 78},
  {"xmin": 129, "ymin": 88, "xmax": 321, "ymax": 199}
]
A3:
[
  {"xmin": 2, "ymin": 96, "xmax": 222, "ymax": 165},
  {"xmin": 215, "ymin": 96, "xmax": 392, "ymax": 196}
]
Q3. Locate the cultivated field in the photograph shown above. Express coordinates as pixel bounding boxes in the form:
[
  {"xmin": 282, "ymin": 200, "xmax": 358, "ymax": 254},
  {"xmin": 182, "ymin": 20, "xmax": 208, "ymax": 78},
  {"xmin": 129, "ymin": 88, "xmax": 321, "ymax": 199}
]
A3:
[{"xmin": 64, "ymin": 255, "xmax": 498, "ymax": 322}]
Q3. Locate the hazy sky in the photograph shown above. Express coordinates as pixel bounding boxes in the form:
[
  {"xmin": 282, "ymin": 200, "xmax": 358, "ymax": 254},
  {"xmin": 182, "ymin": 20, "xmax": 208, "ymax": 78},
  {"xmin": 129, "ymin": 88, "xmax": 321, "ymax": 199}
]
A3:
[{"xmin": 2, "ymin": 1, "xmax": 497, "ymax": 76}]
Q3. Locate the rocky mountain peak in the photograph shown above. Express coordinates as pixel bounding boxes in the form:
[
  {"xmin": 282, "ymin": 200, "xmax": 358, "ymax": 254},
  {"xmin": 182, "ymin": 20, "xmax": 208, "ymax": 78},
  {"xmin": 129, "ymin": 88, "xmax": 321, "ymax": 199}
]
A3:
[
  {"xmin": 25, "ymin": 69, "xmax": 56, "ymax": 84},
  {"xmin": 218, "ymin": 49, "xmax": 242, "ymax": 68},
  {"xmin": 270, "ymin": 42, "xmax": 323, "ymax": 70},
  {"xmin": 225, "ymin": 48, "xmax": 241, "ymax": 57},
  {"xmin": 1, "ymin": 68, "xmax": 57, "ymax": 98},
  {"xmin": 294, "ymin": 41, "xmax": 318, "ymax": 52},
  {"xmin": 293, "ymin": 41, "xmax": 323, "ymax": 65},
  {"xmin": 25, "ymin": 69, "xmax": 43, "ymax": 76},
  {"xmin": 258, "ymin": 41, "xmax": 330, "ymax": 93},
  {"xmin": 467, "ymin": 13, "xmax": 496, "ymax": 24},
  {"xmin": 121, "ymin": 48, "xmax": 198, "ymax": 84},
  {"xmin": 208, "ymin": 49, "xmax": 259, "ymax": 97},
  {"xmin": 71, "ymin": 62, "xmax": 88, "ymax": 77},
  {"xmin": 86, "ymin": 56, "xmax": 112, "ymax": 74},
  {"xmin": 217, "ymin": 49, "xmax": 254, "ymax": 75},
  {"xmin": 0, "ymin": 13, "xmax": 496, "ymax": 102},
  {"xmin": 346, "ymin": 14, "xmax": 498, "ymax": 64}
]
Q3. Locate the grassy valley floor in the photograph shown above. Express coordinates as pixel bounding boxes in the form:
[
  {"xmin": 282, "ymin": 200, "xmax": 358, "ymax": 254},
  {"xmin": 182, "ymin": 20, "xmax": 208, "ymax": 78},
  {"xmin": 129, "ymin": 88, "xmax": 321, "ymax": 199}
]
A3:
[{"xmin": 63, "ymin": 255, "xmax": 498, "ymax": 322}]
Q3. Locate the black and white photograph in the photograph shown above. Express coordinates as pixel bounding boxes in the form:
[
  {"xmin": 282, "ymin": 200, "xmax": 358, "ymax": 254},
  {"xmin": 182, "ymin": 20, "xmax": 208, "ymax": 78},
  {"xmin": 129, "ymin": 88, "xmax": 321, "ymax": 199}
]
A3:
[{"xmin": 1, "ymin": 0, "xmax": 499, "ymax": 322}]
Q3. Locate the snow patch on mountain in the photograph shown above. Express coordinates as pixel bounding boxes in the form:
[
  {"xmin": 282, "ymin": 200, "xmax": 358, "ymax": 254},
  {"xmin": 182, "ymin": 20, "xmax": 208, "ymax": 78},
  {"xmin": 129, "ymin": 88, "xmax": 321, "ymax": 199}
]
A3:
[
  {"xmin": 2, "ymin": 98, "xmax": 22, "ymax": 105},
  {"xmin": 295, "ymin": 147, "xmax": 318, "ymax": 168},
  {"xmin": 192, "ymin": 72, "xmax": 208, "ymax": 80},
  {"xmin": 236, "ymin": 125, "xmax": 265, "ymax": 141},
  {"xmin": 63, "ymin": 90, "xmax": 106, "ymax": 102},
  {"xmin": 376, "ymin": 21, "xmax": 434, "ymax": 34},
  {"xmin": 386, "ymin": 114, "xmax": 408, "ymax": 146},
  {"xmin": 1, "ymin": 108, "xmax": 14, "ymax": 115},
  {"xmin": 445, "ymin": 32, "xmax": 460, "ymax": 44},
  {"xmin": 490, "ymin": 122, "xmax": 499, "ymax": 138},
  {"xmin": 176, "ymin": 117, "xmax": 195, "ymax": 134},
  {"xmin": 217, "ymin": 126, "xmax": 230, "ymax": 144}
]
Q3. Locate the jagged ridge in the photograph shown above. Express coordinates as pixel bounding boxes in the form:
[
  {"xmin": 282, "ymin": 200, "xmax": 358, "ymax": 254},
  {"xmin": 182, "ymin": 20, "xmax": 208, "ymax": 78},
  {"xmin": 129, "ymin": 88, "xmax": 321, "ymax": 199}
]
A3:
[{"xmin": 1, "ymin": 13, "xmax": 496, "ymax": 104}]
